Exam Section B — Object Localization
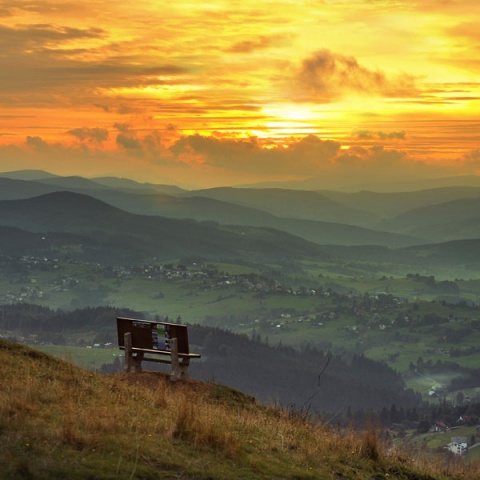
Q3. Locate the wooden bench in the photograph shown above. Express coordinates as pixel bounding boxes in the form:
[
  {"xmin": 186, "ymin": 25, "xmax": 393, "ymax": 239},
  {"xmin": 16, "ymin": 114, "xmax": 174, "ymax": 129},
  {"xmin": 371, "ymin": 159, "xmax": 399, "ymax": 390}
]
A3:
[{"xmin": 116, "ymin": 317, "xmax": 201, "ymax": 380}]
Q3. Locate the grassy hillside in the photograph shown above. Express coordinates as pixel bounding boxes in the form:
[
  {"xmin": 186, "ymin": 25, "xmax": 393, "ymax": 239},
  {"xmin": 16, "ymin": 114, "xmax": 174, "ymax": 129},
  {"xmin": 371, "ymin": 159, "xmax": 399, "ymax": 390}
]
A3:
[{"xmin": 1, "ymin": 338, "xmax": 477, "ymax": 480}]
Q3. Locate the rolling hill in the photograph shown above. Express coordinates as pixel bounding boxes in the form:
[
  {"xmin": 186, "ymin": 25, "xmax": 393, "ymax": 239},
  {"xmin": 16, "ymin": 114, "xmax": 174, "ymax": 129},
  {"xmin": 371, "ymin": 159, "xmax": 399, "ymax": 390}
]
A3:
[
  {"xmin": 377, "ymin": 197, "xmax": 480, "ymax": 242},
  {"xmin": 2, "ymin": 170, "xmax": 480, "ymax": 248},
  {"xmin": 182, "ymin": 186, "xmax": 380, "ymax": 226},
  {"xmin": 322, "ymin": 187, "xmax": 480, "ymax": 217},
  {"xmin": 0, "ymin": 191, "xmax": 333, "ymax": 264},
  {"xmin": 0, "ymin": 177, "xmax": 419, "ymax": 247},
  {"xmin": 92, "ymin": 175, "xmax": 186, "ymax": 195},
  {"xmin": 0, "ymin": 169, "xmax": 59, "ymax": 180}
]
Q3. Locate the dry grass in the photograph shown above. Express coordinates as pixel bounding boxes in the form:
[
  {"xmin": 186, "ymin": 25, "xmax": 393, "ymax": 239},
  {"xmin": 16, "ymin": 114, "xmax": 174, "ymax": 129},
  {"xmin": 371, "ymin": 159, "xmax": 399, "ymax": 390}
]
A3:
[{"xmin": 1, "ymin": 339, "xmax": 480, "ymax": 479}]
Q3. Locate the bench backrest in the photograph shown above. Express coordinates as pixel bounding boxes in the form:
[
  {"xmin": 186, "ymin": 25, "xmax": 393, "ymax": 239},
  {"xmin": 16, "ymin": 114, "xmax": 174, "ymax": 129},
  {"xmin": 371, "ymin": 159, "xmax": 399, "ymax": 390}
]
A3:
[{"xmin": 116, "ymin": 317, "xmax": 191, "ymax": 354}]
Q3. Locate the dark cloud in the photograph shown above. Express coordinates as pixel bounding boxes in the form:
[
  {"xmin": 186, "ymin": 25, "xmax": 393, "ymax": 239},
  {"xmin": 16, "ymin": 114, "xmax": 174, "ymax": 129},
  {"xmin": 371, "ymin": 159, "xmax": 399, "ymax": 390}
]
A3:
[
  {"xmin": 116, "ymin": 133, "xmax": 142, "ymax": 150},
  {"xmin": 26, "ymin": 136, "xmax": 49, "ymax": 149},
  {"xmin": 67, "ymin": 127, "xmax": 109, "ymax": 143},
  {"xmin": 353, "ymin": 130, "xmax": 406, "ymax": 140},
  {"xmin": 94, "ymin": 103, "xmax": 111, "ymax": 112},
  {"xmin": 113, "ymin": 123, "xmax": 131, "ymax": 133},
  {"xmin": 377, "ymin": 131, "xmax": 406, "ymax": 140},
  {"xmin": 0, "ymin": 24, "xmax": 105, "ymax": 52},
  {"xmin": 297, "ymin": 49, "xmax": 416, "ymax": 101},
  {"xmin": 169, "ymin": 134, "xmax": 340, "ymax": 175},
  {"xmin": 0, "ymin": 24, "xmax": 188, "ymax": 96},
  {"xmin": 336, "ymin": 145, "xmax": 407, "ymax": 170},
  {"xmin": 226, "ymin": 34, "xmax": 289, "ymax": 53},
  {"xmin": 117, "ymin": 104, "xmax": 143, "ymax": 114}
]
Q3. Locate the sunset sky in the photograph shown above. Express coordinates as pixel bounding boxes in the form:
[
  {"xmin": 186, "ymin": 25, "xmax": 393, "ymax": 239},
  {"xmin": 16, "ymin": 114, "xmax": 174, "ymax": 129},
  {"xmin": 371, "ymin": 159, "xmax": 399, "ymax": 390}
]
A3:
[{"xmin": 1, "ymin": 0, "xmax": 480, "ymax": 189}]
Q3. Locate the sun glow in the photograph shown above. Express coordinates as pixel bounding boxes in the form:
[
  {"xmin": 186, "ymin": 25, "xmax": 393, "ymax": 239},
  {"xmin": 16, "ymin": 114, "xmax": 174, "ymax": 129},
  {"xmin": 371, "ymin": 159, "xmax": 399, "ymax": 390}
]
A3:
[{"xmin": 1, "ymin": 0, "xmax": 480, "ymax": 185}]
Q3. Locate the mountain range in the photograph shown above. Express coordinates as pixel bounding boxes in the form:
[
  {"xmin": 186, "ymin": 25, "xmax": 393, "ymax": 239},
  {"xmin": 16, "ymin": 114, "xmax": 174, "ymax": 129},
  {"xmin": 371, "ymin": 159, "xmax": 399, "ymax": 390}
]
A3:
[{"xmin": 1, "ymin": 169, "xmax": 480, "ymax": 267}]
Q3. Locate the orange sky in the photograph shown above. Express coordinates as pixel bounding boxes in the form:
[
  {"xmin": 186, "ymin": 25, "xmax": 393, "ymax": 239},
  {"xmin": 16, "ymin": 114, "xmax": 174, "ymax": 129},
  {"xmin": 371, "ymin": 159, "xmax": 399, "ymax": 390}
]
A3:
[{"xmin": 1, "ymin": 0, "xmax": 480, "ymax": 189}]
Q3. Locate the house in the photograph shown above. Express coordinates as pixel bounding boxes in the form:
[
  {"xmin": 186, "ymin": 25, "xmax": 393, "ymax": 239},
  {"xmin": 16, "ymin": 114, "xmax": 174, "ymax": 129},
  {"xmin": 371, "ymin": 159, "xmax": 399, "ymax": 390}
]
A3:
[
  {"xmin": 446, "ymin": 437, "xmax": 467, "ymax": 456},
  {"xmin": 430, "ymin": 421, "xmax": 449, "ymax": 433}
]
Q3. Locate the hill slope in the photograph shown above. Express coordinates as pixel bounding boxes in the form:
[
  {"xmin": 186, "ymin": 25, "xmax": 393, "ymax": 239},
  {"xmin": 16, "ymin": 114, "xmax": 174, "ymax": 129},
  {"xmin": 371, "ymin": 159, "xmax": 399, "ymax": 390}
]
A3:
[
  {"xmin": 322, "ymin": 187, "xmax": 480, "ymax": 217},
  {"xmin": 0, "ymin": 191, "xmax": 331, "ymax": 263},
  {"xmin": 184, "ymin": 186, "xmax": 379, "ymax": 226},
  {"xmin": 378, "ymin": 197, "xmax": 480, "ymax": 241},
  {"xmin": 0, "ymin": 178, "xmax": 419, "ymax": 247},
  {"xmin": 0, "ymin": 338, "xmax": 470, "ymax": 479}
]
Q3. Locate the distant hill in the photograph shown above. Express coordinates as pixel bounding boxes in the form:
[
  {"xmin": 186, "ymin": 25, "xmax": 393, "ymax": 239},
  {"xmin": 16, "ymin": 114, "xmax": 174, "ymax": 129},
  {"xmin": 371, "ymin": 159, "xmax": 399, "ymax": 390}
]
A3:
[
  {"xmin": 322, "ymin": 187, "xmax": 480, "ymax": 217},
  {"xmin": 0, "ymin": 169, "xmax": 58, "ymax": 180},
  {"xmin": 240, "ymin": 174, "xmax": 480, "ymax": 192},
  {"xmin": 183, "ymin": 187, "xmax": 379, "ymax": 226},
  {"xmin": 88, "ymin": 191, "xmax": 419, "ymax": 247},
  {"xmin": 34, "ymin": 175, "xmax": 109, "ymax": 191},
  {"xmin": 0, "ymin": 177, "xmax": 61, "ymax": 200},
  {"xmin": 0, "ymin": 191, "xmax": 332, "ymax": 264},
  {"xmin": 92, "ymin": 176, "xmax": 186, "ymax": 195},
  {"xmin": 377, "ymin": 197, "xmax": 480, "ymax": 242},
  {"xmin": 2, "ymin": 171, "xmax": 479, "ymax": 248},
  {"xmin": 0, "ymin": 178, "xmax": 419, "ymax": 247}
]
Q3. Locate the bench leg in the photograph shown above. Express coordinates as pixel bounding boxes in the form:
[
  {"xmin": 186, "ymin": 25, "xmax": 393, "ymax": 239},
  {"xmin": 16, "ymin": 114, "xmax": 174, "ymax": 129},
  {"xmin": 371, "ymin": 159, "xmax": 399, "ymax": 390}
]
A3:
[
  {"xmin": 134, "ymin": 352, "xmax": 144, "ymax": 373},
  {"xmin": 124, "ymin": 332, "xmax": 133, "ymax": 372},
  {"xmin": 124, "ymin": 332, "xmax": 144, "ymax": 373},
  {"xmin": 170, "ymin": 338, "xmax": 189, "ymax": 381}
]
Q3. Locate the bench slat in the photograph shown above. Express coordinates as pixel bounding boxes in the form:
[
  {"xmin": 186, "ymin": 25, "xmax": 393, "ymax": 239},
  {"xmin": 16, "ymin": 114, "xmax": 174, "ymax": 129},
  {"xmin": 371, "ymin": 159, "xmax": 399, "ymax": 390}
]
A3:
[{"xmin": 131, "ymin": 346, "xmax": 201, "ymax": 358}]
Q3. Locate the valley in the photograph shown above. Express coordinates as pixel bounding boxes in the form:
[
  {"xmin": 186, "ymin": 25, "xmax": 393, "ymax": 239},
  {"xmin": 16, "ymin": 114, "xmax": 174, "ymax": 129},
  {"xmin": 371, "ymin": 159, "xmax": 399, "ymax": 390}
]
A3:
[{"xmin": 2, "ymin": 170, "xmax": 480, "ymax": 464}]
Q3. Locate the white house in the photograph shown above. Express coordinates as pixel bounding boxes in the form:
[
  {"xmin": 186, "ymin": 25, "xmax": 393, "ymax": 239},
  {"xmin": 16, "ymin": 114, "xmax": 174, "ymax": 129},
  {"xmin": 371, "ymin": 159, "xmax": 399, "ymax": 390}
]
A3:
[{"xmin": 446, "ymin": 437, "xmax": 467, "ymax": 456}]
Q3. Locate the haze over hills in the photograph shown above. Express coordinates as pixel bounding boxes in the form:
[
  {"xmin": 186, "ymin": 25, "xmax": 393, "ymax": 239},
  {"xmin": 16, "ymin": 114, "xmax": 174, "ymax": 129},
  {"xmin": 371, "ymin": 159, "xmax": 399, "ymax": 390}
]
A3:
[
  {"xmin": 0, "ymin": 169, "xmax": 59, "ymax": 181},
  {"xmin": 0, "ymin": 191, "xmax": 333, "ymax": 263},
  {"xmin": 183, "ymin": 186, "xmax": 379, "ymax": 226},
  {"xmin": 1, "ymin": 169, "xmax": 480, "ymax": 250},
  {"xmin": 239, "ymin": 174, "xmax": 480, "ymax": 192},
  {"xmin": 0, "ymin": 176, "xmax": 420, "ymax": 247},
  {"xmin": 92, "ymin": 176, "xmax": 186, "ymax": 195},
  {"xmin": 322, "ymin": 187, "xmax": 480, "ymax": 217},
  {"xmin": 2, "ymin": 189, "xmax": 480, "ymax": 270},
  {"xmin": 378, "ymin": 197, "xmax": 480, "ymax": 242},
  {"xmin": 0, "ymin": 170, "xmax": 185, "ymax": 195}
]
